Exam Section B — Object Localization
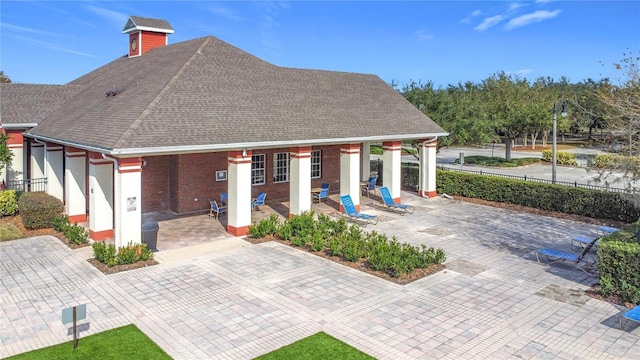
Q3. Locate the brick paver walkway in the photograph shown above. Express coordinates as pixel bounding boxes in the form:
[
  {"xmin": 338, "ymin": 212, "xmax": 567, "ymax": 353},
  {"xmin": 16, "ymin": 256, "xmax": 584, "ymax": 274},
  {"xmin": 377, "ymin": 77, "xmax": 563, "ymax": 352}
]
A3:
[{"xmin": 1, "ymin": 193, "xmax": 638, "ymax": 359}]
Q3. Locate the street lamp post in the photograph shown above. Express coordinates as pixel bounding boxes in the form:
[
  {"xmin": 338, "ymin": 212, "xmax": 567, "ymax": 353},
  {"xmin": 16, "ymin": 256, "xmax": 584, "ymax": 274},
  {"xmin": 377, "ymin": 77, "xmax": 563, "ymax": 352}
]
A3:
[{"xmin": 552, "ymin": 100, "xmax": 568, "ymax": 183}]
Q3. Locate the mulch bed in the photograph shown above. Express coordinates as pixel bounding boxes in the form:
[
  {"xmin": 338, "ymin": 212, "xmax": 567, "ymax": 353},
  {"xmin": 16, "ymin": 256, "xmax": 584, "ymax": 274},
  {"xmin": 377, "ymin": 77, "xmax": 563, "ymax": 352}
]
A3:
[{"xmin": 87, "ymin": 258, "xmax": 159, "ymax": 275}]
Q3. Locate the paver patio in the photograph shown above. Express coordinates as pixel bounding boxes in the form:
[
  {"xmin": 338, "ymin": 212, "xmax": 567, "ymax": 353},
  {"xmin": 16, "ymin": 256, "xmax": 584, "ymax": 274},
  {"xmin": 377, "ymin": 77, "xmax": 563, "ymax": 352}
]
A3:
[{"xmin": 1, "ymin": 192, "xmax": 638, "ymax": 359}]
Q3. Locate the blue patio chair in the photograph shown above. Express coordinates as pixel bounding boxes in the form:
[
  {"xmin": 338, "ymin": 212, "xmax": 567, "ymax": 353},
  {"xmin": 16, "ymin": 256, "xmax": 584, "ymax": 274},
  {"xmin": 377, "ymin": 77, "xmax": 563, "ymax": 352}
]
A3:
[
  {"xmin": 536, "ymin": 237, "xmax": 598, "ymax": 275},
  {"xmin": 252, "ymin": 192, "xmax": 267, "ymax": 211},
  {"xmin": 340, "ymin": 194, "xmax": 377, "ymax": 225},
  {"xmin": 378, "ymin": 187, "xmax": 415, "ymax": 214},
  {"xmin": 209, "ymin": 199, "xmax": 227, "ymax": 220},
  {"xmin": 361, "ymin": 177, "xmax": 377, "ymax": 197},
  {"xmin": 220, "ymin": 192, "xmax": 228, "ymax": 206},
  {"xmin": 570, "ymin": 226, "xmax": 619, "ymax": 251},
  {"xmin": 619, "ymin": 304, "xmax": 640, "ymax": 330},
  {"xmin": 313, "ymin": 187, "xmax": 329, "ymax": 203}
]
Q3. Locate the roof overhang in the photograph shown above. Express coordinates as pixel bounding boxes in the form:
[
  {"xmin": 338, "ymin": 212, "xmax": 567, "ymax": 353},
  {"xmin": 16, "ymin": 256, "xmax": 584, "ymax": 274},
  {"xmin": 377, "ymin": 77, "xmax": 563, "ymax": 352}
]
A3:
[
  {"xmin": 25, "ymin": 132, "xmax": 449, "ymax": 158},
  {"xmin": 1, "ymin": 123, "xmax": 38, "ymax": 130},
  {"xmin": 122, "ymin": 26, "xmax": 174, "ymax": 34}
]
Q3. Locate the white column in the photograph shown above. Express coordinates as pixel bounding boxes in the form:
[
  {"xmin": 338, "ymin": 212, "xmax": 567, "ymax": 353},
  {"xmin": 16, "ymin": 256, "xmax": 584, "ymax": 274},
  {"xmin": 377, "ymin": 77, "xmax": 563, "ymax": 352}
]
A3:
[
  {"xmin": 290, "ymin": 147, "xmax": 312, "ymax": 217},
  {"xmin": 45, "ymin": 143, "xmax": 64, "ymax": 201},
  {"xmin": 30, "ymin": 142, "xmax": 45, "ymax": 179},
  {"xmin": 89, "ymin": 153, "xmax": 114, "ymax": 241},
  {"xmin": 227, "ymin": 150, "xmax": 252, "ymax": 236},
  {"xmin": 382, "ymin": 141, "xmax": 402, "ymax": 202},
  {"xmin": 114, "ymin": 157, "xmax": 142, "ymax": 248},
  {"xmin": 360, "ymin": 142, "xmax": 371, "ymax": 181},
  {"xmin": 419, "ymin": 139, "xmax": 438, "ymax": 198},
  {"xmin": 4, "ymin": 130, "xmax": 24, "ymax": 184},
  {"xmin": 65, "ymin": 147, "xmax": 86, "ymax": 223},
  {"xmin": 340, "ymin": 144, "xmax": 361, "ymax": 212}
]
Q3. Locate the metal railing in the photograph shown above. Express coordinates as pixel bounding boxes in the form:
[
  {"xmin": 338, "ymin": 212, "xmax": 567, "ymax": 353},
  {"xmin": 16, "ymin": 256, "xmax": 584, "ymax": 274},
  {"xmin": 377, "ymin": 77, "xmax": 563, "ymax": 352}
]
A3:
[{"xmin": 2, "ymin": 178, "xmax": 48, "ymax": 192}]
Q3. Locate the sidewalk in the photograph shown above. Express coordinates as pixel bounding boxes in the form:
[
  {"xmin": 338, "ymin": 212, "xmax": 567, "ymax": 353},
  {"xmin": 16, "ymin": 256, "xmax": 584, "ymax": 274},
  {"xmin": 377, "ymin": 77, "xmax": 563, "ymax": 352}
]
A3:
[{"xmin": 1, "ymin": 192, "xmax": 638, "ymax": 359}]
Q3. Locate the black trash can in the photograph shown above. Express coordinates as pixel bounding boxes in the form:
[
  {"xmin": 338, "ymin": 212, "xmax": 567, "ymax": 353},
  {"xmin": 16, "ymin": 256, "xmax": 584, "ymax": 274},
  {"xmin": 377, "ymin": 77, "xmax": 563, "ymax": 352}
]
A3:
[{"xmin": 141, "ymin": 221, "xmax": 159, "ymax": 251}]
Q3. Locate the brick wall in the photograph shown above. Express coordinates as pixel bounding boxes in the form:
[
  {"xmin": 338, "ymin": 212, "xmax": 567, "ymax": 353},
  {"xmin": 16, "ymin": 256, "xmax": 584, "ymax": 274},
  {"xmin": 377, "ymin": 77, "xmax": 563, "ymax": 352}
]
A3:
[{"xmin": 141, "ymin": 145, "xmax": 342, "ymax": 214}]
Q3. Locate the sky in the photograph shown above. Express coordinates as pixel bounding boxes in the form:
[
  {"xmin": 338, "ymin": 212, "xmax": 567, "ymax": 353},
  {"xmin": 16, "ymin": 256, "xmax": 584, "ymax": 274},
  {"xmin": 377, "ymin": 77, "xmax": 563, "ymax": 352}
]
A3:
[{"xmin": 1, "ymin": 1, "xmax": 639, "ymax": 88}]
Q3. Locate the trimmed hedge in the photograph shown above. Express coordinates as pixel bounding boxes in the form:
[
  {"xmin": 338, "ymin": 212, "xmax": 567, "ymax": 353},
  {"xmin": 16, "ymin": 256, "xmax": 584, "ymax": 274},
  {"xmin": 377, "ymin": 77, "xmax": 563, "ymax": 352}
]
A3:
[
  {"xmin": 597, "ymin": 222, "xmax": 640, "ymax": 305},
  {"xmin": 435, "ymin": 169, "xmax": 640, "ymax": 223},
  {"xmin": 17, "ymin": 192, "xmax": 64, "ymax": 230},
  {"xmin": 541, "ymin": 149, "xmax": 578, "ymax": 166}
]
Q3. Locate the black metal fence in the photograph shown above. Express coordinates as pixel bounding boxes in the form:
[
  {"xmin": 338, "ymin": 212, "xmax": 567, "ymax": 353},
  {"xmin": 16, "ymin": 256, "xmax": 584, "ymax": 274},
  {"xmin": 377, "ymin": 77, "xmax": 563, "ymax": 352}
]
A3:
[
  {"xmin": 392, "ymin": 161, "xmax": 637, "ymax": 194},
  {"xmin": 2, "ymin": 178, "xmax": 48, "ymax": 192}
]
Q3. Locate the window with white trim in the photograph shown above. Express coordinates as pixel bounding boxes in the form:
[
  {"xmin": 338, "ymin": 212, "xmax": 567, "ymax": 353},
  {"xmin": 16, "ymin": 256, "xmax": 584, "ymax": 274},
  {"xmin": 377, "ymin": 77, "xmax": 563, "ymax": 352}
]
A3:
[
  {"xmin": 251, "ymin": 154, "xmax": 265, "ymax": 185},
  {"xmin": 273, "ymin": 152, "xmax": 290, "ymax": 183},
  {"xmin": 311, "ymin": 150, "xmax": 321, "ymax": 179}
]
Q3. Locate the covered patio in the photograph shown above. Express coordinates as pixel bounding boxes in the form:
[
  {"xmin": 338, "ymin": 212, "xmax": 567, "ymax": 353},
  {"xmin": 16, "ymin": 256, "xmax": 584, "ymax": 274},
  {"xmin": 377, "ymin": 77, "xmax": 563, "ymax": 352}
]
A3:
[{"xmin": 140, "ymin": 190, "xmax": 408, "ymax": 252}]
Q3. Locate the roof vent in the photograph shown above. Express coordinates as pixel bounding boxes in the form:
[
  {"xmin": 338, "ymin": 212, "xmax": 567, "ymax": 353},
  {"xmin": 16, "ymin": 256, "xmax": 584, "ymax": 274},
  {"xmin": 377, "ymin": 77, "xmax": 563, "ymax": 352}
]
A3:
[{"xmin": 106, "ymin": 85, "xmax": 117, "ymax": 97}]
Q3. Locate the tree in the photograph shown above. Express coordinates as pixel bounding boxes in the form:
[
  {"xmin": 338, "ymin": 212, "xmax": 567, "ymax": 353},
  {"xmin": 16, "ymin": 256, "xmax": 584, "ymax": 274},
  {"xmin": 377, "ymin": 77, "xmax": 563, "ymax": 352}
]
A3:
[
  {"xmin": 0, "ymin": 132, "xmax": 13, "ymax": 176},
  {"xmin": 0, "ymin": 71, "xmax": 11, "ymax": 83}
]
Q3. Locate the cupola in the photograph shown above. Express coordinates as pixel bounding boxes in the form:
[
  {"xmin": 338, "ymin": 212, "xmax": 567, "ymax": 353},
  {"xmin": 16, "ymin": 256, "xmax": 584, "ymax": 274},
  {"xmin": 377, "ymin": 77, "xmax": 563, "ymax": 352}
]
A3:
[{"xmin": 122, "ymin": 16, "xmax": 174, "ymax": 58}]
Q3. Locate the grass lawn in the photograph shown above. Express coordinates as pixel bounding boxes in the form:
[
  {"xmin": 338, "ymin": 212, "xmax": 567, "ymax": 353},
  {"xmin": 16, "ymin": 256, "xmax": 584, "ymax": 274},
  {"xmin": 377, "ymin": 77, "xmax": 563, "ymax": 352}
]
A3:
[
  {"xmin": 6, "ymin": 324, "xmax": 171, "ymax": 360},
  {"xmin": 456, "ymin": 155, "xmax": 541, "ymax": 167},
  {"xmin": 0, "ymin": 222, "xmax": 24, "ymax": 241},
  {"xmin": 254, "ymin": 332, "xmax": 375, "ymax": 360}
]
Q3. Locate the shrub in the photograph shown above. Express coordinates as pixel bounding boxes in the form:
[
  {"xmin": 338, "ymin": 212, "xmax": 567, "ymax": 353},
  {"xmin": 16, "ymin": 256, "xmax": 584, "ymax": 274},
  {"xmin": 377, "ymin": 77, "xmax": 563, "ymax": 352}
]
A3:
[
  {"xmin": 64, "ymin": 223, "xmax": 89, "ymax": 245},
  {"xmin": 52, "ymin": 215, "xmax": 70, "ymax": 232},
  {"xmin": 597, "ymin": 222, "xmax": 640, "ymax": 304},
  {"xmin": 0, "ymin": 190, "xmax": 19, "ymax": 216},
  {"xmin": 18, "ymin": 192, "xmax": 64, "ymax": 229},
  {"xmin": 594, "ymin": 153, "xmax": 639, "ymax": 169},
  {"xmin": 541, "ymin": 150, "xmax": 578, "ymax": 166},
  {"xmin": 92, "ymin": 241, "xmax": 154, "ymax": 267},
  {"xmin": 248, "ymin": 214, "xmax": 280, "ymax": 238},
  {"xmin": 436, "ymin": 169, "xmax": 640, "ymax": 223}
]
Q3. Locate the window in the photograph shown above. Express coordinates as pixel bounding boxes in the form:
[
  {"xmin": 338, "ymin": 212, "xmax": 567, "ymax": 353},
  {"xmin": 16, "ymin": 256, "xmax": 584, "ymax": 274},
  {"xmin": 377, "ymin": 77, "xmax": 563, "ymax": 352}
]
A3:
[
  {"xmin": 273, "ymin": 152, "xmax": 290, "ymax": 183},
  {"xmin": 311, "ymin": 150, "xmax": 321, "ymax": 179},
  {"xmin": 252, "ymin": 154, "xmax": 265, "ymax": 185}
]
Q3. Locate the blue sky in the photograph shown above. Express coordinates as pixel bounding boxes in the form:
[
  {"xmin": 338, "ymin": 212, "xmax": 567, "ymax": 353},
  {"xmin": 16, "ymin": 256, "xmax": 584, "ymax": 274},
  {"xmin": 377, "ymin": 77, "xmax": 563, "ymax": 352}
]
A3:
[{"xmin": 1, "ymin": 1, "xmax": 639, "ymax": 88}]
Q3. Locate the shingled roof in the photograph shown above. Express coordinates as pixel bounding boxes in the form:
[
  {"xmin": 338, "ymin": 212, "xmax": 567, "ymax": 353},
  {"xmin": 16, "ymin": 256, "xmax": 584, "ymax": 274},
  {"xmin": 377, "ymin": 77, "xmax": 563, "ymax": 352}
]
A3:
[
  {"xmin": 21, "ymin": 35, "xmax": 446, "ymax": 155},
  {"xmin": 123, "ymin": 16, "xmax": 174, "ymax": 33},
  {"xmin": 0, "ymin": 84, "xmax": 83, "ymax": 128}
]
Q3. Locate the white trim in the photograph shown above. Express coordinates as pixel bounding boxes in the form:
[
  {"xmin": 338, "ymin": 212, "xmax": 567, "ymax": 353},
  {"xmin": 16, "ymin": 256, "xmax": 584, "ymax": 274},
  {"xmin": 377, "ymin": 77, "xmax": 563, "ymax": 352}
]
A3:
[
  {"xmin": 24, "ymin": 132, "xmax": 449, "ymax": 157},
  {"xmin": 2, "ymin": 123, "xmax": 38, "ymax": 129},
  {"xmin": 123, "ymin": 26, "xmax": 174, "ymax": 34}
]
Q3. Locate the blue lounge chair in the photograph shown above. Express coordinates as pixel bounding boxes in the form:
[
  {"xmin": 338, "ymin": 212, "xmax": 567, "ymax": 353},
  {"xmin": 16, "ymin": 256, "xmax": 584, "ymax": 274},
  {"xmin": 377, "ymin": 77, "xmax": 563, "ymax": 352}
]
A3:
[
  {"xmin": 220, "ymin": 192, "xmax": 228, "ymax": 206},
  {"xmin": 340, "ymin": 195, "xmax": 377, "ymax": 225},
  {"xmin": 619, "ymin": 304, "xmax": 640, "ymax": 330},
  {"xmin": 599, "ymin": 226, "xmax": 620, "ymax": 235},
  {"xmin": 536, "ymin": 237, "xmax": 598, "ymax": 275},
  {"xmin": 252, "ymin": 192, "xmax": 267, "ymax": 211},
  {"xmin": 209, "ymin": 200, "xmax": 227, "ymax": 220},
  {"xmin": 378, "ymin": 187, "xmax": 415, "ymax": 214},
  {"xmin": 570, "ymin": 235, "xmax": 597, "ymax": 251}
]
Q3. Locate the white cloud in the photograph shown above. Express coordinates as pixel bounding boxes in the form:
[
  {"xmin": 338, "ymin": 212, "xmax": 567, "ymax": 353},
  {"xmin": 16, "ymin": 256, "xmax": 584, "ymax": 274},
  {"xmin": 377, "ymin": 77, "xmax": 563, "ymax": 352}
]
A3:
[
  {"xmin": 84, "ymin": 5, "xmax": 129, "ymax": 29},
  {"xmin": 505, "ymin": 9, "xmax": 561, "ymax": 30},
  {"xmin": 506, "ymin": 69, "xmax": 533, "ymax": 76},
  {"xmin": 6, "ymin": 34, "xmax": 97, "ymax": 57},
  {"xmin": 460, "ymin": 9, "xmax": 482, "ymax": 24},
  {"xmin": 1, "ymin": 23, "xmax": 57, "ymax": 37},
  {"xmin": 508, "ymin": 2, "xmax": 527, "ymax": 12},
  {"xmin": 474, "ymin": 15, "xmax": 505, "ymax": 31},
  {"xmin": 206, "ymin": 5, "xmax": 246, "ymax": 21},
  {"xmin": 414, "ymin": 29, "xmax": 434, "ymax": 41}
]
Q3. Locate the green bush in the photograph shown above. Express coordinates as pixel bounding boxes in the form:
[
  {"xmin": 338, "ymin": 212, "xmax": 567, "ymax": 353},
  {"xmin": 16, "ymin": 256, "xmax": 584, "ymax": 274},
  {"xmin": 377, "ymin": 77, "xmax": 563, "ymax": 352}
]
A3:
[
  {"xmin": 248, "ymin": 214, "xmax": 280, "ymax": 238},
  {"xmin": 52, "ymin": 215, "xmax": 70, "ymax": 232},
  {"xmin": 92, "ymin": 241, "xmax": 154, "ymax": 267},
  {"xmin": 18, "ymin": 192, "xmax": 64, "ymax": 229},
  {"xmin": 597, "ymin": 222, "xmax": 640, "ymax": 305},
  {"xmin": 0, "ymin": 190, "xmax": 19, "ymax": 216},
  {"xmin": 65, "ymin": 223, "xmax": 89, "ymax": 245},
  {"xmin": 248, "ymin": 211, "xmax": 446, "ymax": 278},
  {"xmin": 541, "ymin": 150, "xmax": 578, "ymax": 166},
  {"xmin": 435, "ymin": 169, "xmax": 640, "ymax": 223},
  {"xmin": 594, "ymin": 153, "xmax": 639, "ymax": 169}
]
